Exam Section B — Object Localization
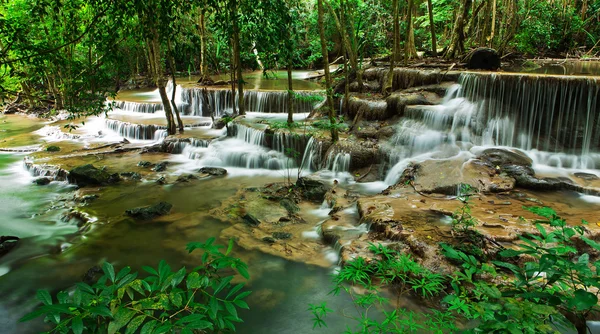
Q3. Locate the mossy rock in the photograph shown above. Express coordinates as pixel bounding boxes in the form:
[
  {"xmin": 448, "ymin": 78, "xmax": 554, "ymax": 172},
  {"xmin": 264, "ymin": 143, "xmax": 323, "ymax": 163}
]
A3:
[{"xmin": 46, "ymin": 145, "xmax": 61, "ymax": 152}]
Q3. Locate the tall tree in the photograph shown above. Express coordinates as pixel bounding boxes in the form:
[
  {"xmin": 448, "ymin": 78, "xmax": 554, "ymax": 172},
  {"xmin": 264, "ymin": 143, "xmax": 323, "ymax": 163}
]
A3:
[
  {"xmin": 444, "ymin": 0, "xmax": 473, "ymax": 59},
  {"xmin": 317, "ymin": 0, "xmax": 338, "ymax": 142}
]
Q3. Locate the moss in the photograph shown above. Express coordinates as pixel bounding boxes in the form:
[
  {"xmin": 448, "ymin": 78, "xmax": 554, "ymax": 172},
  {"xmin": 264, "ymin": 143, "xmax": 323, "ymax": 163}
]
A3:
[{"xmin": 46, "ymin": 145, "xmax": 61, "ymax": 152}]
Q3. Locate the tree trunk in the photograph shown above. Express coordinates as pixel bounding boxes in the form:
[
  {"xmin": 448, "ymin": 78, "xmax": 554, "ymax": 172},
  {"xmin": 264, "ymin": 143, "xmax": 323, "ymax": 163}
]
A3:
[
  {"xmin": 490, "ymin": 0, "xmax": 497, "ymax": 47},
  {"xmin": 232, "ymin": 0, "xmax": 244, "ymax": 116},
  {"xmin": 383, "ymin": 0, "xmax": 399, "ymax": 95},
  {"xmin": 287, "ymin": 62, "xmax": 294, "ymax": 125},
  {"xmin": 444, "ymin": 0, "xmax": 473, "ymax": 59},
  {"xmin": 427, "ymin": 0, "xmax": 437, "ymax": 56},
  {"xmin": 404, "ymin": 0, "xmax": 418, "ymax": 64},
  {"xmin": 318, "ymin": 0, "xmax": 338, "ymax": 142},
  {"xmin": 230, "ymin": 42, "xmax": 237, "ymax": 115},
  {"xmin": 199, "ymin": 10, "xmax": 209, "ymax": 82},
  {"xmin": 324, "ymin": 0, "xmax": 363, "ymax": 92},
  {"xmin": 341, "ymin": 0, "xmax": 349, "ymax": 115},
  {"xmin": 167, "ymin": 40, "xmax": 184, "ymax": 133},
  {"xmin": 148, "ymin": 33, "xmax": 176, "ymax": 135}
]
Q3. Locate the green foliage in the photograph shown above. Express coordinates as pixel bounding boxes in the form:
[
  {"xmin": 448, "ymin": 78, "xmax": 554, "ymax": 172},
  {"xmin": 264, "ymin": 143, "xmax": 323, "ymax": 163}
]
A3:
[
  {"xmin": 451, "ymin": 184, "xmax": 478, "ymax": 234},
  {"xmin": 20, "ymin": 238, "xmax": 251, "ymax": 334},
  {"xmin": 317, "ymin": 243, "xmax": 458, "ymax": 333},
  {"xmin": 443, "ymin": 206, "xmax": 600, "ymax": 332},
  {"xmin": 312, "ymin": 117, "xmax": 348, "ymax": 132}
]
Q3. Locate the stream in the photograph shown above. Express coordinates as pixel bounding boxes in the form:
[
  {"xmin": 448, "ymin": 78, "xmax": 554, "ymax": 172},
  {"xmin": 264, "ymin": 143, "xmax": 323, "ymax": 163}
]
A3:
[{"xmin": 2, "ymin": 65, "xmax": 600, "ymax": 333}]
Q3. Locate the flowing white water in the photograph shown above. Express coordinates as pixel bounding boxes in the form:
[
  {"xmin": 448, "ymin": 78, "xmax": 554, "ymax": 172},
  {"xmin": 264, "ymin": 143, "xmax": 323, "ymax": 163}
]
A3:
[{"xmin": 384, "ymin": 73, "xmax": 600, "ymax": 184}]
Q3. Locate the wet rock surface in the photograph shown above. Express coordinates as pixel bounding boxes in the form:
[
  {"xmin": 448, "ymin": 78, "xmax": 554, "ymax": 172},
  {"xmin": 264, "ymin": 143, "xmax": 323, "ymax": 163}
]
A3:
[
  {"xmin": 153, "ymin": 161, "xmax": 169, "ymax": 172},
  {"xmin": 33, "ymin": 177, "xmax": 52, "ymax": 185},
  {"xmin": 198, "ymin": 167, "xmax": 227, "ymax": 176},
  {"xmin": 125, "ymin": 202, "xmax": 173, "ymax": 220},
  {"xmin": 296, "ymin": 177, "xmax": 329, "ymax": 202},
  {"xmin": 68, "ymin": 164, "xmax": 120, "ymax": 187},
  {"xmin": 0, "ymin": 236, "xmax": 20, "ymax": 257}
]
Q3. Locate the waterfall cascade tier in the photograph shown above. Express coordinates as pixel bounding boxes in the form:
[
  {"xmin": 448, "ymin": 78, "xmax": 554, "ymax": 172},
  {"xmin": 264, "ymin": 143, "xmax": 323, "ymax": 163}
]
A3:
[
  {"xmin": 179, "ymin": 89, "xmax": 320, "ymax": 116},
  {"xmin": 384, "ymin": 72, "xmax": 600, "ymax": 184},
  {"xmin": 112, "ymin": 101, "xmax": 162, "ymax": 114},
  {"xmin": 105, "ymin": 119, "xmax": 211, "ymax": 141},
  {"xmin": 458, "ymin": 73, "xmax": 600, "ymax": 155}
]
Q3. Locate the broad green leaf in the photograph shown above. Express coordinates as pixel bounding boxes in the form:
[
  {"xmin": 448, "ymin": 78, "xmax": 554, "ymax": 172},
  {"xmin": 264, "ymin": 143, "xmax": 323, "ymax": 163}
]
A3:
[
  {"xmin": 214, "ymin": 276, "xmax": 233, "ymax": 294},
  {"xmin": 36, "ymin": 290, "xmax": 52, "ymax": 305},
  {"xmin": 116, "ymin": 266, "xmax": 132, "ymax": 281},
  {"xmin": 186, "ymin": 272, "xmax": 201, "ymax": 289},
  {"xmin": 72, "ymin": 316, "xmax": 83, "ymax": 334},
  {"xmin": 103, "ymin": 262, "xmax": 116, "ymax": 283},
  {"xmin": 209, "ymin": 296, "xmax": 219, "ymax": 319},
  {"xmin": 171, "ymin": 267, "xmax": 186, "ymax": 288},
  {"xmin": 226, "ymin": 283, "xmax": 244, "ymax": 299},
  {"xmin": 88, "ymin": 306, "xmax": 113, "ymax": 318},
  {"xmin": 142, "ymin": 266, "xmax": 158, "ymax": 276},
  {"xmin": 140, "ymin": 319, "xmax": 158, "ymax": 334},
  {"xmin": 169, "ymin": 291, "xmax": 183, "ymax": 308},
  {"xmin": 224, "ymin": 301, "xmax": 238, "ymax": 318},
  {"xmin": 226, "ymin": 238, "xmax": 234, "ymax": 255},
  {"xmin": 125, "ymin": 315, "xmax": 146, "ymax": 334},
  {"xmin": 107, "ymin": 307, "xmax": 136, "ymax": 334},
  {"xmin": 569, "ymin": 290, "xmax": 598, "ymax": 311}
]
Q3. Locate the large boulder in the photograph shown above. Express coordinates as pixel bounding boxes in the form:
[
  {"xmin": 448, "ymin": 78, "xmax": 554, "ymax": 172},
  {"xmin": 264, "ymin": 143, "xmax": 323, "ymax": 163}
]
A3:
[
  {"xmin": 68, "ymin": 164, "xmax": 120, "ymax": 187},
  {"xmin": 466, "ymin": 48, "xmax": 501, "ymax": 71},
  {"xmin": 125, "ymin": 202, "xmax": 173, "ymax": 220},
  {"xmin": 296, "ymin": 177, "xmax": 330, "ymax": 202},
  {"xmin": 477, "ymin": 148, "xmax": 533, "ymax": 167}
]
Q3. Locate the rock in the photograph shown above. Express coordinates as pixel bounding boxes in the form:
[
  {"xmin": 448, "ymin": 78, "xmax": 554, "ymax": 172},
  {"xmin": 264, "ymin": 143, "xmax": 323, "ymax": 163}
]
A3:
[
  {"xmin": 477, "ymin": 148, "xmax": 533, "ymax": 167},
  {"xmin": 138, "ymin": 161, "xmax": 153, "ymax": 168},
  {"xmin": 272, "ymin": 232, "xmax": 292, "ymax": 240},
  {"xmin": 82, "ymin": 266, "xmax": 102, "ymax": 284},
  {"xmin": 212, "ymin": 118, "xmax": 228, "ymax": 130},
  {"xmin": 198, "ymin": 167, "xmax": 227, "ymax": 176},
  {"xmin": 279, "ymin": 198, "xmax": 299, "ymax": 214},
  {"xmin": 120, "ymin": 172, "xmax": 142, "ymax": 180},
  {"xmin": 296, "ymin": 177, "xmax": 329, "ymax": 202},
  {"xmin": 125, "ymin": 202, "xmax": 173, "ymax": 220},
  {"xmin": 176, "ymin": 174, "xmax": 198, "ymax": 183},
  {"xmin": 156, "ymin": 176, "xmax": 167, "ymax": 185},
  {"xmin": 466, "ymin": 48, "xmax": 501, "ymax": 70},
  {"xmin": 82, "ymin": 194, "xmax": 99, "ymax": 202},
  {"xmin": 68, "ymin": 164, "xmax": 120, "ymax": 187},
  {"xmin": 140, "ymin": 143, "xmax": 163, "ymax": 154},
  {"xmin": 33, "ymin": 177, "xmax": 52, "ymax": 186},
  {"xmin": 153, "ymin": 161, "xmax": 169, "ymax": 172},
  {"xmin": 45, "ymin": 145, "xmax": 61, "ymax": 152},
  {"xmin": 262, "ymin": 237, "xmax": 276, "ymax": 244},
  {"xmin": 242, "ymin": 214, "xmax": 261, "ymax": 227},
  {"xmin": 574, "ymin": 172, "xmax": 599, "ymax": 181},
  {"xmin": 0, "ymin": 236, "xmax": 19, "ymax": 257}
]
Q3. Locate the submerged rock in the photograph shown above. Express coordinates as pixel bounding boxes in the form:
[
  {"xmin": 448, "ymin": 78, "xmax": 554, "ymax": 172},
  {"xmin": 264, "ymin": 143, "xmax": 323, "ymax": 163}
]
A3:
[
  {"xmin": 296, "ymin": 177, "xmax": 329, "ymax": 202},
  {"xmin": 33, "ymin": 177, "xmax": 52, "ymax": 186},
  {"xmin": 68, "ymin": 164, "xmax": 120, "ymax": 187},
  {"xmin": 279, "ymin": 198, "xmax": 299, "ymax": 214},
  {"xmin": 137, "ymin": 161, "xmax": 153, "ymax": 168},
  {"xmin": 272, "ymin": 232, "xmax": 292, "ymax": 240},
  {"xmin": 0, "ymin": 236, "xmax": 19, "ymax": 258},
  {"xmin": 574, "ymin": 172, "xmax": 600, "ymax": 181},
  {"xmin": 82, "ymin": 266, "xmax": 103, "ymax": 284},
  {"xmin": 176, "ymin": 174, "xmax": 198, "ymax": 183},
  {"xmin": 243, "ymin": 214, "xmax": 261, "ymax": 227},
  {"xmin": 156, "ymin": 176, "xmax": 167, "ymax": 185},
  {"xmin": 125, "ymin": 202, "xmax": 173, "ymax": 220},
  {"xmin": 477, "ymin": 148, "xmax": 532, "ymax": 167},
  {"xmin": 198, "ymin": 167, "xmax": 227, "ymax": 176},
  {"xmin": 120, "ymin": 172, "xmax": 142, "ymax": 180},
  {"xmin": 153, "ymin": 161, "xmax": 169, "ymax": 172}
]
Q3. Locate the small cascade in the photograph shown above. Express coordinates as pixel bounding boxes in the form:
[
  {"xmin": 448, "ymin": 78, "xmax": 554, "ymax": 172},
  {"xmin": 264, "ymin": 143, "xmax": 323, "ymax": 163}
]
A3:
[
  {"xmin": 231, "ymin": 123, "xmax": 266, "ymax": 146},
  {"xmin": 112, "ymin": 100, "xmax": 162, "ymax": 114},
  {"xmin": 300, "ymin": 137, "xmax": 325, "ymax": 172},
  {"xmin": 23, "ymin": 160, "xmax": 68, "ymax": 181},
  {"xmin": 325, "ymin": 151, "xmax": 351, "ymax": 174},
  {"xmin": 105, "ymin": 119, "xmax": 165, "ymax": 141},
  {"xmin": 164, "ymin": 138, "xmax": 210, "ymax": 155},
  {"xmin": 179, "ymin": 88, "xmax": 320, "ymax": 116},
  {"xmin": 271, "ymin": 131, "xmax": 310, "ymax": 156}
]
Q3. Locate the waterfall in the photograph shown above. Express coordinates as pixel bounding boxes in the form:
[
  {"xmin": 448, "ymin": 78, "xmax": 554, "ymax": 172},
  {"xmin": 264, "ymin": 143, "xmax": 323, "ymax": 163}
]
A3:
[
  {"xmin": 300, "ymin": 137, "xmax": 325, "ymax": 172},
  {"xmin": 179, "ymin": 88, "xmax": 321, "ymax": 116},
  {"xmin": 325, "ymin": 152, "xmax": 351, "ymax": 173},
  {"xmin": 105, "ymin": 119, "xmax": 163, "ymax": 140},
  {"xmin": 112, "ymin": 101, "xmax": 162, "ymax": 114},
  {"xmin": 384, "ymin": 72, "xmax": 600, "ymax": 184},
  {"xmin": 458, "ymin": 73, "xmax": 600, "ymax": 156}
]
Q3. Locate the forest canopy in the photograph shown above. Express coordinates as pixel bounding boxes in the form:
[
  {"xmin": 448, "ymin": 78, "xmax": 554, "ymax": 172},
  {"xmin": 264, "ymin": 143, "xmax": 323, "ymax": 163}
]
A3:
[{"xmin": 1, "ymin": 0, "xmax": 598, "ymax": 114}]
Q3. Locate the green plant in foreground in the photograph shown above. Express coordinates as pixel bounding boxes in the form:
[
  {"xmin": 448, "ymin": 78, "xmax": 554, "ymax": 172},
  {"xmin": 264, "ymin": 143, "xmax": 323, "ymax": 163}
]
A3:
[
  {"xmin": 312, "ymin": 243, "xmax": 457, "ymax": 333},
  {"xmin": 20, "ymin": 238, "xmax": 251, "ymax": 334},
  {"xmin": 443, "ymin": 206, "xmax": 600, "ymax": 333},
  {"xmin": 451, "ymin": 184, "xmax": 478, "ymax": 235}
]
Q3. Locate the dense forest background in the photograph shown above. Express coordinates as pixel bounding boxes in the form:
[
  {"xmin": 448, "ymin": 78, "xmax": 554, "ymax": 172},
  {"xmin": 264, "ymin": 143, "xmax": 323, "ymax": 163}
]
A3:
[{"xmin": 1, "ymin": 0, "xmax": 599, "ymax": 114}]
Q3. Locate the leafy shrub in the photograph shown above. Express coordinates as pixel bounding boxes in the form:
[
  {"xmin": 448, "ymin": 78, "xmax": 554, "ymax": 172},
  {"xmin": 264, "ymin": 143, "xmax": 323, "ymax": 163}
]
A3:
[{"xmin": 20, "ymin": 238, "xmax": 251, "ymax": 334}]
